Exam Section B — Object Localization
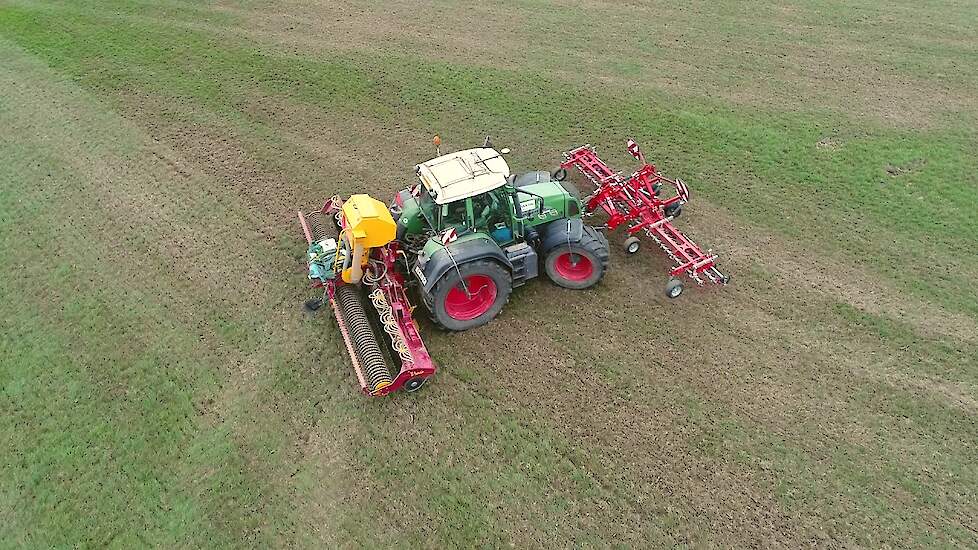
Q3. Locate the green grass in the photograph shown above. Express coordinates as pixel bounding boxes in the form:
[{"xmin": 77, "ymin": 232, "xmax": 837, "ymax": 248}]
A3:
[
  {"xmin": 4, "ymin": 1, "xmax": 975, "ymax": 315},
  {"xmin": 0, "ymin": 68, "xmax": 297, "ymax": 547},
  {"xmin": 2, "ymin": 0, "xmax": 976, "ymax": 547}
]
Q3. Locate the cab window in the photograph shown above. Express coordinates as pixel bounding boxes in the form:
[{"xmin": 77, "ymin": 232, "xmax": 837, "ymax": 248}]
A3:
[
  {"xmin": 418, "ymin": 185, "xmax": 439, "ymax": 228},
  {"xmin": 471, "ymin": 190, "xmax": 507, "ymax": 230},
  {"xmin": 440, "ymin": 199, "xmax": 472, "ymax": 229}
]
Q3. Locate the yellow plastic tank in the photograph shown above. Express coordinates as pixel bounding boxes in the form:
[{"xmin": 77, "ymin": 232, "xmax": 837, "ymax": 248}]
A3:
[{"xmin": 342, "ymin": 194, "xmax": 397, "ymax": 248}]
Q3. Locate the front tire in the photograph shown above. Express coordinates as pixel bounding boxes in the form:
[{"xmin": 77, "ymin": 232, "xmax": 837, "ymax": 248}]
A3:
[
  {"xmin": 544, "ymin": 225, "xmax": 609, "ymax": 290},
  {"xmin": 424, "ymin": 259, "xmax": 512, "ymax": 331}
]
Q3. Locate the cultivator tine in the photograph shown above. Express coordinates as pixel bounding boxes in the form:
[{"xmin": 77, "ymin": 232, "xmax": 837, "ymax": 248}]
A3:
[{"xmin": 369, "ymin": 288, "xmax": 414, "ymax": 364}]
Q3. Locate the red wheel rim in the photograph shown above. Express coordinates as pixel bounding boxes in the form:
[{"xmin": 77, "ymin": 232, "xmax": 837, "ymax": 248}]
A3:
[
  {"xmin": 554, "ymin": 252, "xmax": 594, "ymax": 282},
  {"xmin": 444, "ymin": 275, "xmax": 497, "ymax": 320}
]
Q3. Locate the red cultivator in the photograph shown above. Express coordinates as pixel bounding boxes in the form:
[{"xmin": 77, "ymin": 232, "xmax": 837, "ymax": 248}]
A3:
[{"xmin": 560, "ymin": 140, "xmax": 728, "ymax": 298}]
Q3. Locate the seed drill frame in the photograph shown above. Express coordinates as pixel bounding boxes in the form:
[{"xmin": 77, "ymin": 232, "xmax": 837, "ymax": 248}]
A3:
[{"xmin": 298, "ymin": 201, "xmax": 435, "ymax": 396}]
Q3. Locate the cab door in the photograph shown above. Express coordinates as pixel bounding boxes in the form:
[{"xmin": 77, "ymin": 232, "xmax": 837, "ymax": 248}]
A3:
[
  {"xmin": 471, "ymin": 190, "xmax": 515, "ymax": 244},
  {"xmin": 439, "ymin": 199, "xmax": 475, "ymax": 232}
]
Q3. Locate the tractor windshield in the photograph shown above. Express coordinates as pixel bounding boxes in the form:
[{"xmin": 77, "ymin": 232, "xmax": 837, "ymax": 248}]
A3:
[{"xmin": 418, "ymin": 185, "xmax": 439, "ymax": 229}]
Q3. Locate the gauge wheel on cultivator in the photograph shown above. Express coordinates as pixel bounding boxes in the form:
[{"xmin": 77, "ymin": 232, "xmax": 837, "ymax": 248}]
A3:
[
  {"xmin": 544, "ymin": 225, "xmax": 609, "ymax": 290},
  {"xmin": 425, "ymin": 259, "xmax": 513, "ymax": 331},
  {"xmin": 665, "ymin": 278, "xmax": 684, "ymax": 299},
  {"xmin": 623, "ymin": 236, "xmax": 641, "ymax": 255}
]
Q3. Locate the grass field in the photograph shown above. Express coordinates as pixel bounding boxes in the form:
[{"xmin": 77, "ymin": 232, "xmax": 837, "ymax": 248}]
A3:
[{"xmin": 2, "ymin": 0, "xmax": 977, "ymax": 547}]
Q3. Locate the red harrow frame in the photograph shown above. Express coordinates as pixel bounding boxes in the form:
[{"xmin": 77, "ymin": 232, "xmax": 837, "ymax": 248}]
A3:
[{"xmin": 560, "ymin": 140, "xmax": 728, "ymax": 294}]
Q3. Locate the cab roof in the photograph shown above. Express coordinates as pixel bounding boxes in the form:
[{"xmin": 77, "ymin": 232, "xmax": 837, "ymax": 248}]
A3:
[{"xmin": 415, "ymin": 148, "xmax": 510, "ymax": 205}]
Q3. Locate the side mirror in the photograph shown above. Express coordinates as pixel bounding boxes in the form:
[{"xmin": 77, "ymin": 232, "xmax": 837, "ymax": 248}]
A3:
[{"xmin": 500, "ymin": 148, "xmax": 511, "ymax": 154}]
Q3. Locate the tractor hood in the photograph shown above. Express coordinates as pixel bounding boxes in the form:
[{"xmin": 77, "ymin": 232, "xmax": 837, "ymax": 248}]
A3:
[{"xmin": 517, "ymin": 179, "xmax": 581, "ymax": 225}]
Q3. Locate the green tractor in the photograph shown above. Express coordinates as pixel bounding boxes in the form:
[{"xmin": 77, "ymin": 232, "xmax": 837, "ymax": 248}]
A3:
[{"xmin": 392, "ymin": 143, "xmax": 610, "ymax": 330}]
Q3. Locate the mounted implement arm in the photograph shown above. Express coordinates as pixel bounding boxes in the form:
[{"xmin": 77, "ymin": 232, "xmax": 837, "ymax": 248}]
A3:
[{"xmin": 560, "ymin": 140, "xmax": 728, "ymax": 297}]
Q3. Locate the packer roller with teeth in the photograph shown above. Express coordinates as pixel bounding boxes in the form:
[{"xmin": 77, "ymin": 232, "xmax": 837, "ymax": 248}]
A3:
[{"xmin": 297, "ymin": 135, "xmax": 727, "ymax": 396}]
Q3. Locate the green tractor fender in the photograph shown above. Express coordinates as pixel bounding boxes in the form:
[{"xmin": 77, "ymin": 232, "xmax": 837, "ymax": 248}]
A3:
[{"xmin": 413, "ymin": 234, "xmax": 512, "ymax": 292}]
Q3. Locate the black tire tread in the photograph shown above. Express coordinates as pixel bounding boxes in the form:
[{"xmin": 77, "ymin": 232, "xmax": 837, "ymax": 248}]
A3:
[
  {"xmin": 544, "ymin": 224, "xmax": 610, "ymax": 289},
  {"xmin": 423, "ymin": 259, "xmax": 513, "ymax": 331}
]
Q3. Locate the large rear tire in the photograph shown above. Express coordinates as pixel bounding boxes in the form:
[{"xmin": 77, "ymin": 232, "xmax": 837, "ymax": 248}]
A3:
[
  {"xmin": 543, "ymin": 225, "xmax": 609, "ymax": 290},
  {"xmin": 424, "ymin": 259, "xmax": 512, "ymax": 331}
]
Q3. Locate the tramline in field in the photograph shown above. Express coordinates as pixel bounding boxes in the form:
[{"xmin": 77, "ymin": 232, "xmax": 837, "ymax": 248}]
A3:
[{"xmin": 298, "ymin": 137, "xmax": 726, "ymax": 395}]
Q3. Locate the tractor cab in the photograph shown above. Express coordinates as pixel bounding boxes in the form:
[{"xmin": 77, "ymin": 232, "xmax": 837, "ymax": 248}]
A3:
[
  {"xmin": 393, "ymin": 143, "xmax": 607, "ymax": 332},
  {"xmin": 411, "ymin": 147, "xmax": 549, "ymax": 244}
]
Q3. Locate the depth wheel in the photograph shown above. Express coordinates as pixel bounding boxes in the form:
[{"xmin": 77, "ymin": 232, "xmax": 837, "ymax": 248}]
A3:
[
  {"xmin": 624, "ymin": 236, "xmax": 641, "ymax": 255},
  {"xmin": 544, "ymin": 225, "xmax": 609, "ymax": 290},
  {"xmin": 403, "ymin": 376, "xmax": 427, "ymax": 393},
  {"xmin": 425, "ymin": 259, "xmax": 512, "ymax": 331},
  {"xmin": 665, "ymin": 278, "xmax": 684, "ymax": 299}
]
